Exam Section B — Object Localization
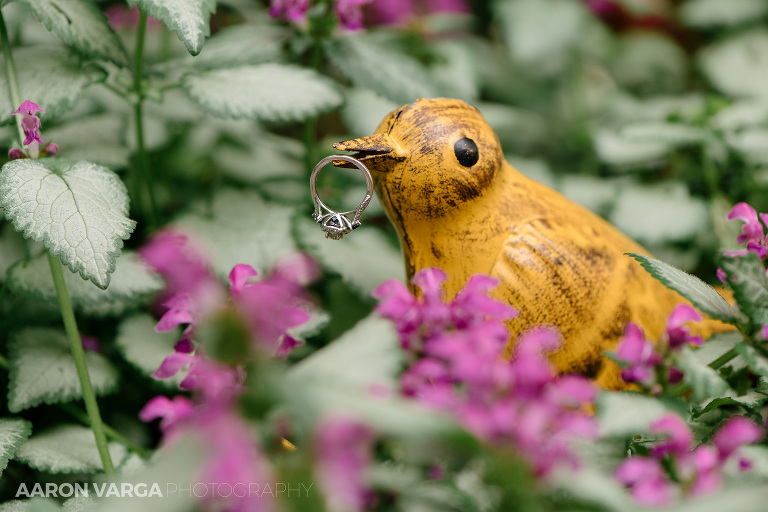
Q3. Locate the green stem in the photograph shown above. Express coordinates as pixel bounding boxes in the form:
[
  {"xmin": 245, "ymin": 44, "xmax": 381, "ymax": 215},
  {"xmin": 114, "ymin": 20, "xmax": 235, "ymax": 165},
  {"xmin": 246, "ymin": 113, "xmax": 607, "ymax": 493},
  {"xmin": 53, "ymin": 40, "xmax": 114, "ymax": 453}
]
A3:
[
  {"xmin": 303, "ymin": 38, "xmax": 324, "ymax": 175},
  {"xmin": 0, "ymin": 354, "xmax": 146, "ymax": 457},
  {"xmin": 47, "ymin": 253, "xmax": 115, "ymax": 476},
  {"xmin": 708, "ymin": 347, "xmax": 738, "ymax": 370},
  {"xmin": 58, "ymin": 403, "xmax": 151, "ymax": 458},
  {"xmin": 133, "ymin": 12, "xmax": 159, "ymax": 227},
  {"xmin": 0, "ymin": 9, "xmax": 24, "ymax": 146}
]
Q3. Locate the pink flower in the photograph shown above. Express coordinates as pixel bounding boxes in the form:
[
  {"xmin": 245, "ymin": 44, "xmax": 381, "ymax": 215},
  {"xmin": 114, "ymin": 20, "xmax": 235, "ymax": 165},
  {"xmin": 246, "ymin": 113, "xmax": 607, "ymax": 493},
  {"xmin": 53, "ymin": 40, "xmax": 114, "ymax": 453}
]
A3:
[
  {"xmin": 615, "ymin": 457, "xmax": 674, "ymax": 507},
  {"xmin": 12, "ymin": 100, "xmax": 44, "ymax": 146},
  {"xmin": 726, "ymin": 202, "xmax": 768, "ymax": 259},
  {"xmin": 615, "ymin": 323, "xmax": 660, "ymax": 385},
  {"xmin": 269, "ymin": 0, "xmax": 310, "ymax": 23},
  {"xmin": 650, "ymin": 415, "xmax": 692, "ymax": 458},
  {"xmin": 335, "ymin": 0, "xmax": 371, "ymax": 30},
  {"xmin": 8, "ymin": 148, "xmax": 24, "ymax": 160},
  {"xmin": 105, "ymin": 5, "xmax": 161, "ymax": 30},
  {"xmin": 139, "ymin": 395, "xmax": 194, "ymax": 436},
  {"xmin": 712, "ymin": 416, "xmax": 764, "ymax": 461},
  {"xmin": 228, "ymin": 263, "xmax": 311, "ymax": 356},
  {"xmin": 664, "ymin": 304, "xmax": 703, "ymax": 349},
  {"xmin": 315, "ymin": 417, "xmax": 375, "ymax": 512},
  {"xmin": 367, "ymin": 0, "xmax": 469, "ymax": 26},
  {"xmin": 376, "ymin": 268, "xmax": 596, "ymax": 478}
]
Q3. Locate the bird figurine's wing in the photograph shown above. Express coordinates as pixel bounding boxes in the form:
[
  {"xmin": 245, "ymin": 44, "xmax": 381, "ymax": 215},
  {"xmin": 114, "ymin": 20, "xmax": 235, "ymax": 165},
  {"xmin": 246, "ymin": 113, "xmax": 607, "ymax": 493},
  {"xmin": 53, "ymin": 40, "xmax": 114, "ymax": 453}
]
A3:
[{"xmin": 488, "ymin": 215, "xmax": 683, "ymax": 388}]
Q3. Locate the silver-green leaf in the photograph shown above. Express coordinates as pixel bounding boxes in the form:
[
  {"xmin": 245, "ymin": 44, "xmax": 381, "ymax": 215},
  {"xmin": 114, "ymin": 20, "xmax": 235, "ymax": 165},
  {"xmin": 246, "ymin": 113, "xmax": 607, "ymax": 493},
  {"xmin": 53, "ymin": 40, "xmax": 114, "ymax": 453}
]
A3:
[
  {"xmin": 0, "ymin": 159, "xmax": 136, "ymax": 289},
  {"xmin": 0, "ymin": 46, "xmax": 105, "ymax": 125},
  {"xmin": 626, "ymin": 253, "xmax": 742, "ymax": 325},
  {"xmin": 114, "ymin": 314, "xmax": 183, "ymax": 386},
  {"xmin": 325, "ymin": 35, "xmax": 438, "ymax": 104},
  {"xmin": 127, "ymin": 0, "xmax": 215, "ymax": 56},
  {"xmin": 182, "ymin": 64, "xmax": 342, "ymax": 122},
  {"xmin": 173, "ymin": 188, "xmax": 297, "ymax": 278},
  {"xmin": 8, "ymin": 251, "xmax": 161, "ymax": 317},
  {"xmin": 0, "ymin": 418, "xmax": 32, "ymax": 472},
  {"xmin": 297, "ymin": 217, "xmax": 404, "ymax": 297},
  {"xmin": 16, "ymin": 425, "xmax": 126, "ymax": 473},
  {"xmin": 7, "ymin": 328, "xmax": 119, "ymax": 412},
  {"xmin": 19, "ymin": 0, "xmax": 128, "ymax": 65}
]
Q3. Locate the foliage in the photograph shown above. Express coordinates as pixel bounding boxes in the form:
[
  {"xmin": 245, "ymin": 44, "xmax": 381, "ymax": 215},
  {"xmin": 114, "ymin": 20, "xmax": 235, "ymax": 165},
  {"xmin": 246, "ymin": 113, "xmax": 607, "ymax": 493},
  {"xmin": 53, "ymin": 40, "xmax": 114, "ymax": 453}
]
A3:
[{"xmin": 0, "ymin": 0, "xmax": 766, "ymax": 511}]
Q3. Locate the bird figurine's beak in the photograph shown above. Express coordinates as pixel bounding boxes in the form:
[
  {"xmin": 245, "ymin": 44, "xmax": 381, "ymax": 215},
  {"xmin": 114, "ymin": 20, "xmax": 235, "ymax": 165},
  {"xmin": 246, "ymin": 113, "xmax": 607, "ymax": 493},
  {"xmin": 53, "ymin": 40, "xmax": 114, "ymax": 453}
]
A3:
[{"xmin": 332, "ymin": 133, "xmax": 406, "ymax": 171}]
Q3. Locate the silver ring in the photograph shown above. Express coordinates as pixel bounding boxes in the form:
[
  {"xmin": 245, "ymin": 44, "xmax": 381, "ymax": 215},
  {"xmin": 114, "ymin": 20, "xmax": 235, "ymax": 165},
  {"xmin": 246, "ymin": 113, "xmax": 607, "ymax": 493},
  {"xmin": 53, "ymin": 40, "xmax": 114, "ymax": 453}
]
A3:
[{"xmin": 310, "ymin": 155, "xmax": 373, "ymax": 240}]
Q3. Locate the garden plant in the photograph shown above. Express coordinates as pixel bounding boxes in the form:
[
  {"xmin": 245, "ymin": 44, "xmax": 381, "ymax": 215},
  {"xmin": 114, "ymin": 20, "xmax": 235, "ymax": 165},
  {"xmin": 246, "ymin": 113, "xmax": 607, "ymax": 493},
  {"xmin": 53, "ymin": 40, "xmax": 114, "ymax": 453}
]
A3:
[{"xmin": 0, "ymin": 0, "xmax": 768, "ymax": 511}]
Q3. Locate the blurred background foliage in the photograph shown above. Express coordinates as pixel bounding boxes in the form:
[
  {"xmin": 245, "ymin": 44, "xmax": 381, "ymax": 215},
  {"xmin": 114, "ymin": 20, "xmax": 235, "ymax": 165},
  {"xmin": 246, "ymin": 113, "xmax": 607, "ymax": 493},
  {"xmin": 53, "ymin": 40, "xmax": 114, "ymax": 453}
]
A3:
[{"xmin": 2, "ymin": 0, "xmax": 767, "ymax": 348}]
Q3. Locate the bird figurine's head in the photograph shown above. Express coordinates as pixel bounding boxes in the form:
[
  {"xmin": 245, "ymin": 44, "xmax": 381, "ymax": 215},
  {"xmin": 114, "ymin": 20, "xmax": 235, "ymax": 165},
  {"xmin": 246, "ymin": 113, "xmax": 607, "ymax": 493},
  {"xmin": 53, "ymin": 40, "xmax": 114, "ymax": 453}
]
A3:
[{"xmin": 334, "ymin": 98, "xmax": 504, "ymax": 220}]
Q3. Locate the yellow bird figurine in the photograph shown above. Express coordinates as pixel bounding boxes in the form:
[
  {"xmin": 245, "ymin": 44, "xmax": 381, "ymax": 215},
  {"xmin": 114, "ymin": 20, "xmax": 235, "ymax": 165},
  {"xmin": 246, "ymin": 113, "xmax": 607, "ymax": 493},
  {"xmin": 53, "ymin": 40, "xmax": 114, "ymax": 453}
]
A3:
[{"xmin": 333, "ymin": 98, "xmax": 728, "ymax": 389}]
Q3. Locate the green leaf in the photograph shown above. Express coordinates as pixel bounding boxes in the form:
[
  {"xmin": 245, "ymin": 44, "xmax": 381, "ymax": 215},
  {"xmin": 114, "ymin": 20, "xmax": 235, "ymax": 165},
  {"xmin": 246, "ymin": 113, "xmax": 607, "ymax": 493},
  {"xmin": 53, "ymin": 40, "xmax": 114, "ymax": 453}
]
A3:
[
  {"xmin": 182, "ymin": 64, "xmax": 342, "ymax": 122},
  {"xmin": 0, "ymin": 46, "xmax": 105, "ymax": 125},
  {"xmin": 0, "ymin": 225, "xmax": 25, "ymax": 282},
  {"xmin": 8, "ymin": 251, "xmax": 162, "ymax": 317},
  {"xmin": 693, "ymin": 331, "xmax": 743, "ymax": 369},
  {"xmin": 677, "ymin": 345, "xmax": 732, "ymax": 403},
  {"xmin": 493, "ymin": 0, "xmax": 588, "ymax": 75},
  {"xmin": 127, "ymin": 0, "xmax": 215, "ymax": 56},
  {"xmin": 735, "ymin": 342, "xmax": 768, "ymax": 377},
  {"xmin": 699, "ymin": 29, "xmax": 768, "ymax": 101},
  {"xmin": 42, "ymin": 114, "xmax": 130, "ymax": 168},
  {"xmin": 612, "ymin": 184, "xmax": 708, "ymax": 245},
  {"xmin": 596, "ymin": 391, "xmax": 687, "ymax": 438},
  {"xmin": 0, "ymin": 499, "xmax": 60, "ymax": 512},
  {"xmin": 61, "ymin": 496, "xmax": 95, "ymax": 512},
  {"xmin": 593, "ymin": 129, "xmax": 670, "ymax": 168},
  {"xmin": 325, "ymin": 34, "xmax": 438, "ymax": 104},
  {"xmin": 627, "ymin": 253, "xmax": 742, "ymax": 324},
  {"xmin": 173, "ymin": 188, "xmax": 297, "ymax": 278},
  {"xmin": 341, "ymin": 88, "xmax": 398, "ymax": 139},
  {"xmin": 19, "ymin": 0, "xmax": 128, "ymax": 65},
  {"xmin": 681, "ymin": 0, "xmax": 768, "ymax": 28},
  {"xmin": 289, "ymin": 315, "xmax": 401, "ymax": 389},
  {"xmin": 0, "ymin": 418, "xmax": 32, "ymax": 472},
  {"xmin": 15, "ymin": 425, "xmax": 126, "ymax": 473},
  {"xmin": 619, "ymin": 123, "xmax": 708, "ymax": 146},
  {"xmin": 720, "ymin": 253, "xmax": 768, "ymax": 327},
  {"xmin": 7, "ymin": 328, "xmax": 118, "ymax": 412},
  {"xmin": 0, "ymin": 159, "xmax": 136, "ymax": 289},
  {"xmin": 297, "ymin": 217, "xmax": 404, "ymax": 297},
  {"xmin": 696, "ymin": 392, "xmax": 767, "ymax": 417},
  {"xmin": 114, "ymin": 314, "xmax": 183, "ymax": 386},
  {"xmin": 166, "ymin": 24, "xmax": 286, "ymax": 70}
]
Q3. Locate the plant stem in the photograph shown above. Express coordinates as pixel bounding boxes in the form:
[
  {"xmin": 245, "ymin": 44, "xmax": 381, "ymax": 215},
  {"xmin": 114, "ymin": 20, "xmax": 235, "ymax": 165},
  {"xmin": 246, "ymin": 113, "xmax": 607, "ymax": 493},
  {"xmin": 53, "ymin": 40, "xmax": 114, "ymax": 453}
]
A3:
[
  {"xmin": 303, "ymin": 37, "xmax": 324, "ymax": 175},
  {"xmin": 708, "ymin": 347, "xmax": 738, "ymax": 370},
  {"xmin": 58, "ymin": 403, "xmax": 151, "ymax": 458},
  {"xmin": 1, "ymin": 9, "xmax": 115, "ymax": 475},
  {"xmin": 0, "ymin": 354, "xmax": 146, "ymax": 457},
  {"xmin": 47, "ymin": 253, "xmax": 115, "ymax": 476},
  {"xmin": 0, "ymin": 9, "xmax": 25, "ymax": 145},
  {"xmin": 133, "ymin": 12, "xmax": 159, "ymax": 227}
]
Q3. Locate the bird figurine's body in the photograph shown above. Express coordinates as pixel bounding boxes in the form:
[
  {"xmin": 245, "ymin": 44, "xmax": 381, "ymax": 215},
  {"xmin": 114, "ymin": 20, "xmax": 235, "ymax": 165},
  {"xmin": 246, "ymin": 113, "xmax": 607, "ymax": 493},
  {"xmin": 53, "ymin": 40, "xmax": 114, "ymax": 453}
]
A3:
[{"xmin": 334, "ymin": 98, "xmax": 725, "ymax": 389}]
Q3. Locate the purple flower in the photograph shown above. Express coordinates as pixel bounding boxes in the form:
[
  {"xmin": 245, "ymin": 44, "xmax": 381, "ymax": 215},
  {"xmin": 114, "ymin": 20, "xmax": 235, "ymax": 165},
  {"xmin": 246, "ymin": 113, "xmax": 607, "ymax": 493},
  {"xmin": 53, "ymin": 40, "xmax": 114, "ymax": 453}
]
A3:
[
  {"xmin": 139, "ymin": 395, "xmax": 195, "ymax": 437},
  {"xmin": 80, "ymin": 334, "xmax": 101, "ymax": 352},
  {"xmin": 335, "ymin": 0, "xmax": 371, "ymax": 30},
  {"xmin": 664, "ymin": 304, "xmax": 703, "ymax": 349},
  {"xmin": 650, "ymin": 415, "xmax": 692, "ymax": 458},
  {"xmin": 367, "ymin": 0, "xmax": 469, "ymax": 26},
  {"xmin": 615, "ymin": 457, "xmax": 674, "ymax": 507},
  {"xmin": 726, "ymin": 202, "xmax": 768, "ymax": 259},
  {"xmin": 713, "ymin": 416, "xmax": 764, "ymax": 461},
  {"xmin": 269, "ymin": 0, "xmax": 310, "ymax": 23},
  {"xmin": 228, "ymin": 263, "xmax": 311, "ymax": 356},
  {"xmin": 376, "ymin": 267, "xmax": 596, "ymax": 478},
  {"xmin": 315, "ymin": 417, "xmax": 375, "ymax": 512},
  {"xmin": 12, "ymin": 100, "xmax": 44, "ymax": 146},
  {"xmin": 615, "ymin": 322, "xmax": 660, "ymax": 385},
  {"xmin": 8, "ymin": 148, "xmax": 24, "ymax": 160}
]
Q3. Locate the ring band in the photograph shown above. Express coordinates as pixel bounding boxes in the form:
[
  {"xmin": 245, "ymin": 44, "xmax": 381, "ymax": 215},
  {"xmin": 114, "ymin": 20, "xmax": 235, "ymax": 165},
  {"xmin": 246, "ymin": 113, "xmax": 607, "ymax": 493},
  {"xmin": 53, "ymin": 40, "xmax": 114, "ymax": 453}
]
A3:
[{"xmin": 310, "ymin": 155, "xmax": 373, "ymax": 240}]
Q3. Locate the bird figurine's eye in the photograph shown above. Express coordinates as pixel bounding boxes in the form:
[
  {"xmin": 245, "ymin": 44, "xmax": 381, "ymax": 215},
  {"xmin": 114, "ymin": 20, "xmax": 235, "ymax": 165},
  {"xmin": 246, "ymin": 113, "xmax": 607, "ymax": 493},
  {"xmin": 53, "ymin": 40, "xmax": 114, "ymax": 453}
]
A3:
[{"xmin": 454, "ymin": 137, "xmax": 479, "ymax": 167}]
